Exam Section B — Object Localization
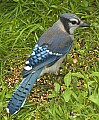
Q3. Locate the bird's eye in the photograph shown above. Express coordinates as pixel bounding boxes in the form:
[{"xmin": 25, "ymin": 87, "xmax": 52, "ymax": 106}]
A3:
[{"xmin": 71, "ymin": 21, "xmax": 77, "ymax": 24}]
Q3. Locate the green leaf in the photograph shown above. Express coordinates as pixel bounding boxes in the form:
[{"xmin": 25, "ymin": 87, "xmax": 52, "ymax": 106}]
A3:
[
  {"xmin": 54, "ymin": 82, "xmax": 60, "ymax": 93},
  {"xmin": 0, "ymin": 102, "xmax": 3, "ymax": 111},
  {"xmin": 64, "ymin": 72, "xmax": 71, "ymax": 87},
  {"xmin": 39, "ymin": 0, "xmax": 49, "ymax": 9},
  {"xmin": 81, "ymin": 0, "xmax": 88, "ymax": 7},
  {"xmin": 71, "ymin": 91, "xmax": 79, "ymax": 102},
  {"xmin": 50, "ymin": 5, "xmax": 58, "ymax": 9},
  {"xmin": 48, "ymin": 91, "xmax": 56, "ymax": 98},
  {"xmin": 89, "ymin": 72, "xmax": 99, "ymax": 77},
  {"xmin": 89, "ymin": 93, "xmax": 99, "ymax": 106},
  {"xmin": 72, "ymin": 72, "xmax": 85, "ymax": 79},
  {"xmin": 88, "ymin": 81, "xmax": 95, "ymax": 86},
  {"xmin": 0, "ymin": 89, "xmax": 6, "ymax": 101},
  {"xmin": 70, "ymin": 2, "xmax": 74, "ymax": 11},
  {"xmin": 13, "ymin": 0, "xmax": 19, "ymax": 2},
  {"xmin": 62, "ymin": 88, "xmax": 71, "ymax": 102}
]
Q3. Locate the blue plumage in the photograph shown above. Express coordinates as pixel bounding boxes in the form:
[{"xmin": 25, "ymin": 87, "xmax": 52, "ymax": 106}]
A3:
[
  {"xmin": 6, "ymin": 13, "xmax": 89, "ymax": 114},
  {"xmin": 6, "ymin": 69, "xmax": 42, "ymax": 114},
  {"xmin": 22, "ymin": 44, "xmax": 64, "ymax": 77}
]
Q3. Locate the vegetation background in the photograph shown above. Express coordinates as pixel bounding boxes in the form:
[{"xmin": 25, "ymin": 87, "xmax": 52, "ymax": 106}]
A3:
[{"xmin": 0, "ymin": 0, "xmax": 99, "ymax": 119}]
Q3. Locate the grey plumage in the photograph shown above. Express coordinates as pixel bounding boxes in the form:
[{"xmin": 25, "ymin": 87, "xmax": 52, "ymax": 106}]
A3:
[{"xmin": 38, "ymin": 20, "xmax": 73, "ymax": 75}]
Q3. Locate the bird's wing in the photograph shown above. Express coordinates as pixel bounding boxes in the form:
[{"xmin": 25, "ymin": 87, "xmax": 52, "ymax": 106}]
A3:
[
  {"xmin": 22, "ymin": 28, "xmax": 73, "ymax": 78},
  {"xmin": 22, "ymin": 44, "xmax": 62, "ymax": 77}
]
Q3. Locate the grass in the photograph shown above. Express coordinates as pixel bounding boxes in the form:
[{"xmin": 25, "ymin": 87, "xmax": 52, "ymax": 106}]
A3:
[{"xmin": 0, "ymin": 0, "xmax": 99, "ymax": 119}]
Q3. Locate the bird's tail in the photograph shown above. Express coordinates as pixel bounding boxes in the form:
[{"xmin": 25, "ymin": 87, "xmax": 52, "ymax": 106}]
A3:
[{"xmin": 6, "ymin": 69, "xmax": 42, "ymax": 114}]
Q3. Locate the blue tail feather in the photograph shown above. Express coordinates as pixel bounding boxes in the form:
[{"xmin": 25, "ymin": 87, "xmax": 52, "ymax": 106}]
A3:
[{"xmin": 6, "ymin": 69, "xmax": 42, "ymax": 114}]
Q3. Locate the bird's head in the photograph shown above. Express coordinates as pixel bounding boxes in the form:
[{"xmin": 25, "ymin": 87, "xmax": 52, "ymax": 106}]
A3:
[{"xmin": 60, "ymin": 13, "xmax": 89, "ymax": 34}]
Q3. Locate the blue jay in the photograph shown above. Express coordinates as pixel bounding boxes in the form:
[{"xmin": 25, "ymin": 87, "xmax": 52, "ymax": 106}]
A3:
[{"xmin": 6, "ymin": 13, "xmax": 89, "ymax": 114}]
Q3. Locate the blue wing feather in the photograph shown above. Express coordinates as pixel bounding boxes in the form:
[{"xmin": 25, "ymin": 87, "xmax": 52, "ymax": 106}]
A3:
[
  {"xmin": 22, "ymin": 41, "xmax": 72, "ymax": 77},
  {"xmin": 22, "ymin": 44, "xmax": 61, "ymax": 77}
]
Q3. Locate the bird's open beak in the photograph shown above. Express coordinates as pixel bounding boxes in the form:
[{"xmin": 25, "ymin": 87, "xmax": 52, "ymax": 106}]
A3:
[{"xmin": 79, "ymin": 21, "xmax": 90, "ymax": 27}]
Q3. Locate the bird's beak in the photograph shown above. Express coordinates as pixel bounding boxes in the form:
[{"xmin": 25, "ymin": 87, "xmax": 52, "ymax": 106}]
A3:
[{"xmin": 79, "ymin": 21, "xmax": 90, "ymax": 27}]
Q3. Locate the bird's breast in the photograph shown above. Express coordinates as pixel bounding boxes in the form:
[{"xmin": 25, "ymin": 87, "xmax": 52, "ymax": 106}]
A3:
[{"xmin": 40, "ymin": 55, "xmax": 66, "ymax": 76}]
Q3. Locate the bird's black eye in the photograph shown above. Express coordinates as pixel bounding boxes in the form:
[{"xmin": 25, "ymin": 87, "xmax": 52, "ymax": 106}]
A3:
[{"xmin": 71, "ymin": 21, "xmax": 77, "ymax": 24}]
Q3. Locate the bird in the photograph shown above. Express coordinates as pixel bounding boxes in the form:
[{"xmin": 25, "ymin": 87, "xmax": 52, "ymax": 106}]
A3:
[{"xmin": 6, "ymin": 13, "xmax": 89, "ymax": 114}]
